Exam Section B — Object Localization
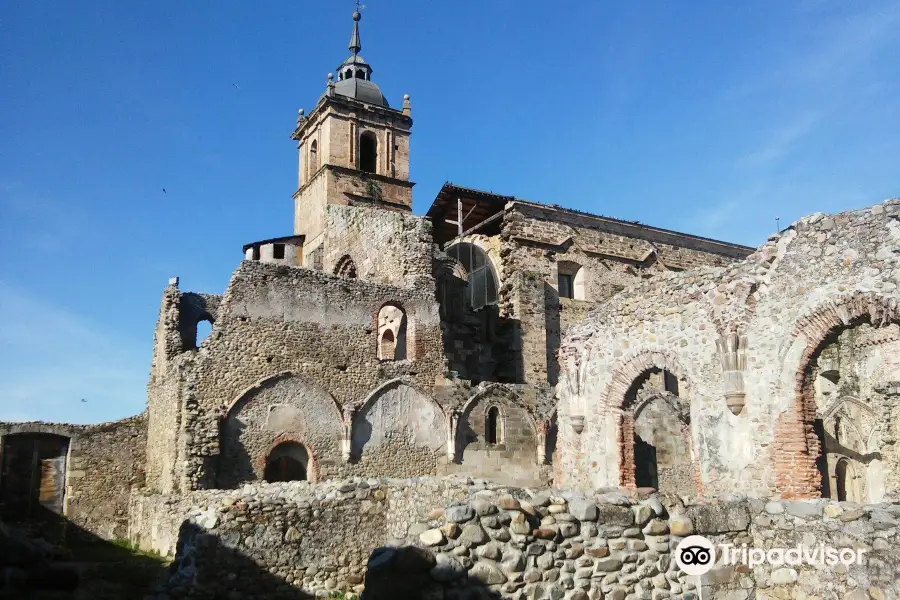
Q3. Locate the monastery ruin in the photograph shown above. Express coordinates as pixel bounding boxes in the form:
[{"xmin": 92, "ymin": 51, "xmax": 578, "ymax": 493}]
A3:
[{"xmin": 1, "ymin": 9, "xmax": 898, "ymax": 600}]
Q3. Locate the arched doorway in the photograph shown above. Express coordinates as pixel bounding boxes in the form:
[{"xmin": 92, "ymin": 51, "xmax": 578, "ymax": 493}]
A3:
[{"xmin": 263, "ymin": 442, "xmax": 309, "ymax": 483}]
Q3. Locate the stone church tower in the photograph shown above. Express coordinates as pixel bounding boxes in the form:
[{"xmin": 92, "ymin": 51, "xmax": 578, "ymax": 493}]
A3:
[{"xmin": 291, "ymin": 9, "xmax": 414, "ymax": 266}]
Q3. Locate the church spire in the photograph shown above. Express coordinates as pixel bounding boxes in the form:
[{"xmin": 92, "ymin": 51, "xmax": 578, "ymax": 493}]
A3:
[{"xmin": 349, "ymin": 6, "xmax": 362, "ymax": 55}]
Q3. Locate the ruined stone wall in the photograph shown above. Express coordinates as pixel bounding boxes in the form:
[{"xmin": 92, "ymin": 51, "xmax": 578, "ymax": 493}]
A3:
[
  {"xmin": 0, "ymin": 415, "xmax": 147, "ymax": 540},
  {"xmin": 556, "ymin": 198, "xmax": 900, "ymax": 500},
  {"xmin": 498, "ymin": 204, "xmax": 751, "ymax": 390},
  {"xmin": 323, "ymin": 204, "xmax": 433, "ymax": 287},
  {"xmin": 131, "ymin": 476, "xmax": 899, "ymax": 600},
  {"xmin": 153, "ymin": 260, "xmax": 450, "ymax": 491}
]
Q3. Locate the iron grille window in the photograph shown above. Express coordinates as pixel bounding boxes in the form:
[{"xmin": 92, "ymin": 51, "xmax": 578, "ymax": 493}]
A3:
[
  {"xmin": 447, "ymin": 243, "xmax": 498, "ymax": 311},
  {"xmin": 558, "ymin": 273, "xmax": 574, "ymax": 299}
]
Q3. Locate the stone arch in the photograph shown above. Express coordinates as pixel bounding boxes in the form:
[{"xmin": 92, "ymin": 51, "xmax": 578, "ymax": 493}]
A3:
[
  {"xmin": 350, "ymin": 380, "xmax": 447, "ymax": 475},
  {"xmin": 259, "ymin": 434, "xmax": 320, "ymax": 483},
  {"xmin": 604, "ymin": 350, "xmax": 699, "ymax": 495},
  {"xmin": 376, "ymin": 302, "xmax": 408, "ymax": 361},
  {"xmin": 453, "ymin": 385, "xmax": 540, "ymax": 485},
  {"xmin": 334, "ymin": 255, "xmax": 358, "ymax": 279},
  {"xmin": 774, "ymin": 292, "xmax": 900, "ymax": 498},
  {"xmin": 219, "ymin": 372, "xmax": 343, "ymax": 488}
]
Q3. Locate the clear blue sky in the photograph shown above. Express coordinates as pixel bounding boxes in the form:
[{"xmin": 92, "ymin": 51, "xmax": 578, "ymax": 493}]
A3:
[{"xmin": 1, "ymin": 1, "xmax": 898, "ymax": 424}]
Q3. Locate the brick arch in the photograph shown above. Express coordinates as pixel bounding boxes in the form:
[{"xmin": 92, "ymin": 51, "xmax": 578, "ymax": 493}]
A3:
[
  {"xmin": 602, "ymin": 349, "xmax": 693, "ymax": 411},
  {"xmin": 334, "ymin": 254, "xmax": 358, "ymax": 279},
  {"xmin": 603, "ymin": 350, "xmax": 699, "ymax": 492},
  {"xmin": 254, "ymin": 433, "xmax": 321, "ymax": 483},
  {"xmin": 774, "ymin": 292, "xmax": 900, "ymax": 498}
]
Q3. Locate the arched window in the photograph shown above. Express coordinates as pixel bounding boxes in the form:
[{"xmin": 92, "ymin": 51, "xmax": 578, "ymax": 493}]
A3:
[
  {"xmin": 356, "ymin": 69, "xmax": 365, "ymax": 80},
  {"xmin": 446, "ymin": 243, "xmax": 499, "ymax": 310},
  {"xmin": 557, "ymin": 261, "xmax": 587, "ymax": 300},
  {"xmin": 309, "ymin": 140, "xmax": 318, "ymax": 175},
  {"xmin": 485, "ymin": 406, "xmax": 502, "ymax": 445},
  {"xmin": 360, "ymin": 131, "xmax": 377, "ymax": 174},
  {"xmin": 264, "ymin": 442, "xmax": 309, "ymax": 483},
  {"xmin": 345, "ymin": 69, "xmax": 353, "ymax": 80},
  {"xmin": 377, "ymin": 304, "xmax": 407, "ymax": 360},
  {"xmin": 334, "ymin": 255, "xmax": 358, "ymax": 279}
]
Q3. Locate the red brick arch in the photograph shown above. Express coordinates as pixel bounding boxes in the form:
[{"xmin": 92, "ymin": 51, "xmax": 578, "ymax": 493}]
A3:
[
  {"xmin": 602, "ymin": 350, "xmax": 700, "ymax": 492},
  {"xmin": 255, "ymin": 433, "xmax": 321, "ymax": 484},
  {"xmin": 774, "ymin": 292, "xmax": 900, "ymax": 498}
]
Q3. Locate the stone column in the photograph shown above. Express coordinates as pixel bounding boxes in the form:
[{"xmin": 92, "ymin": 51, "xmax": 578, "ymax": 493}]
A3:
[
  {"xmin": 536, "ymin": 420, "xmax": 548, "ymax": 464},
  {"xmin": 341, "ymin": 407, "xmax": 357, "ymax": 463},
  {"xmin": 716, "ymin": 333, "xmax": 748, "ymax": 415},
  {"xmin": 447, "ymin": 411, "xmax": 459, "ymax": 462}
]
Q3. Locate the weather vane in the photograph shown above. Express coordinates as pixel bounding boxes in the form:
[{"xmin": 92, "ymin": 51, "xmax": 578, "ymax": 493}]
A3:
[{"xmin": 356, "ymin": 0, "xmax": 366, "ymax": 11}]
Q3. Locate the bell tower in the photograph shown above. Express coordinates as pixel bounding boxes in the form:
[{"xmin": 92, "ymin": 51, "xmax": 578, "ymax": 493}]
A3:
[{"xmin": 291, "ymin": 8, "xmax": 414, "ymax": 263}]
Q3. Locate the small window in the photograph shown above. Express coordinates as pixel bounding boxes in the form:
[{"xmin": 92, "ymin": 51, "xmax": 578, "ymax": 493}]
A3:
[
  {"xmin": 557, "ymin": 261, "xmax": 586, "ymax": 300},
  {"xmin": 360, "ymin": 131, "xmax": 377, "ymax": 174},
  {"xmin": 446, "ymin": 243, "xmax": 499, "ymax": 310},
  {"xmin": 345, "ymin": 69, "xmax": 353, "ymax": 79},
  {"xmin": 558, "ymin": 273, "xmax": 574, "ymax": 299},
  {"xmin": 273, "ymin": 244, "xmax": 285, "ymax": 259},
  {"xmin": 309, "ymin": 140, "xmax": 318, "ymax": 174},
  {"xmin": 252, "ymin": 246, "xmax": 261, "ymax": 260},
  {"xmin": 485, "ymin": 407, "xmax": 501, "ymax": 445},
  {"xmin": 356, "ymin": 69, "xmax": 365, "ymax": 79}
]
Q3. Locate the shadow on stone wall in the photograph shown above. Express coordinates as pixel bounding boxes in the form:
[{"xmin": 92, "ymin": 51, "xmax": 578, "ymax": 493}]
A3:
[
  {"xmin": 0, "ymin": 504, "xmax": 166, "ymax": 598},
  {"xmin": 150, "ymin": 521, "xmax": 504, "ymax": 600},
  {"xmin": 361, "ymin": 545, "xmax": 502, "ymax": 600}
]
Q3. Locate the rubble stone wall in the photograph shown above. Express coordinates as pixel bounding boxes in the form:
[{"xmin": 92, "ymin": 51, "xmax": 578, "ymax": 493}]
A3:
[{"xmin": 131, "ymin": 476, "xmax": 900, "ymax": 600}]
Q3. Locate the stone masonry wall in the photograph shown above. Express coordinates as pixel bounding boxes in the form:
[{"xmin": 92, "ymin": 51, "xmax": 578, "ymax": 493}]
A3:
[
  {"xmin": 556, "ymin": 198, "xmax": 900, "ymax": 499},
  {"xmin": 0, "ymin": 414, "xmax": 147, "ymax": 540},
  {"xmin": 323, "ymin": 204, "xmax": 433, "ymax": 287},
  {"xmin": 498, "ymin": 204, "xmax": 752, "ymax": 390},
  {"xmin": 131, "ymin": 476, "xmax": 899, "ymax": 600},
  {"xmin": 150, "ymin": 260, "xmax": 451, "ymax": 492}
]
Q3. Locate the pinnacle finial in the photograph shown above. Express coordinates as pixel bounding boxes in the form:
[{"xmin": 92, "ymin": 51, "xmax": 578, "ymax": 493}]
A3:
[{"xmin": 349, "ymin": 5, "xmax": 362, "ymax": 55}]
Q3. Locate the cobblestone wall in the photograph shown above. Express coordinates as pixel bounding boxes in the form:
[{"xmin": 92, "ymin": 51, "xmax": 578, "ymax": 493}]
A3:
[
  {"xmin": 130, "ymin": 476, "xmax": 899, "ymax": 600},
  {"xmin": 556, "ymin": 198, "xmax": 900, "ymax": 500}
]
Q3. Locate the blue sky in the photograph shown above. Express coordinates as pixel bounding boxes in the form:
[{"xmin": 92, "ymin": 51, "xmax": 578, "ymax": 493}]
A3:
[{"xmin": 1, "ymin": 1, "xmax": 898, "ymax": 424}]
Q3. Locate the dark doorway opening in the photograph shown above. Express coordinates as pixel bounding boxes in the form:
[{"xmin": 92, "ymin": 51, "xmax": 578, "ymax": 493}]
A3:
[
  {"xmin": 634, "ymin": 435, "xmax": 659, "ymax": 489},
  {"xmin": 0, "ymin": 433, "xmax": 70, "ymax": 515},
  {"xmin": 263, "ymin": 442, "xmax": 309, "ymax": 483},
  {"xmin": 813, "ymin": 418, "xmax": 831, "ymax": 498}
]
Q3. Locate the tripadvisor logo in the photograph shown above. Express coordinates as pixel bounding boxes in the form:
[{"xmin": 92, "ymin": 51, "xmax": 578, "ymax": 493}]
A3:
[{"xmin": 674, "ymin": 535, "xmax": 867, "ymax": 576}]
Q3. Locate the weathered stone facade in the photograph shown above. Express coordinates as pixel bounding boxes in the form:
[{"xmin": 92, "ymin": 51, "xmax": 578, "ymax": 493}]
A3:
[{"xmin": 556, "ymin": 199, "xmax": 900, "ymax": 503}]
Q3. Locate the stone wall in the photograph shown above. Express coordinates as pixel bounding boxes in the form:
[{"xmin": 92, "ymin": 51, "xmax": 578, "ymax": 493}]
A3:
[
  {"xmin": 0, "ymin": 414, "xmax": 147, "ymax": 540},
  {"xmin": 496, "ymin": 203, "xmax": 752, "ymax": 390},
  {"xmin": 555, "ymin": 198, "xmax": 900, "ymax": 500},
  {"xmin": 130, "ymin": 476, "xmax": 900, "ymax": 600},
  {"xmin": 323, "ymin": 204, "xmax": 433, "ymax": 287},
  {"xmin": 147, "ymin": 261, "xmax": 449, "ymax": 492}
]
